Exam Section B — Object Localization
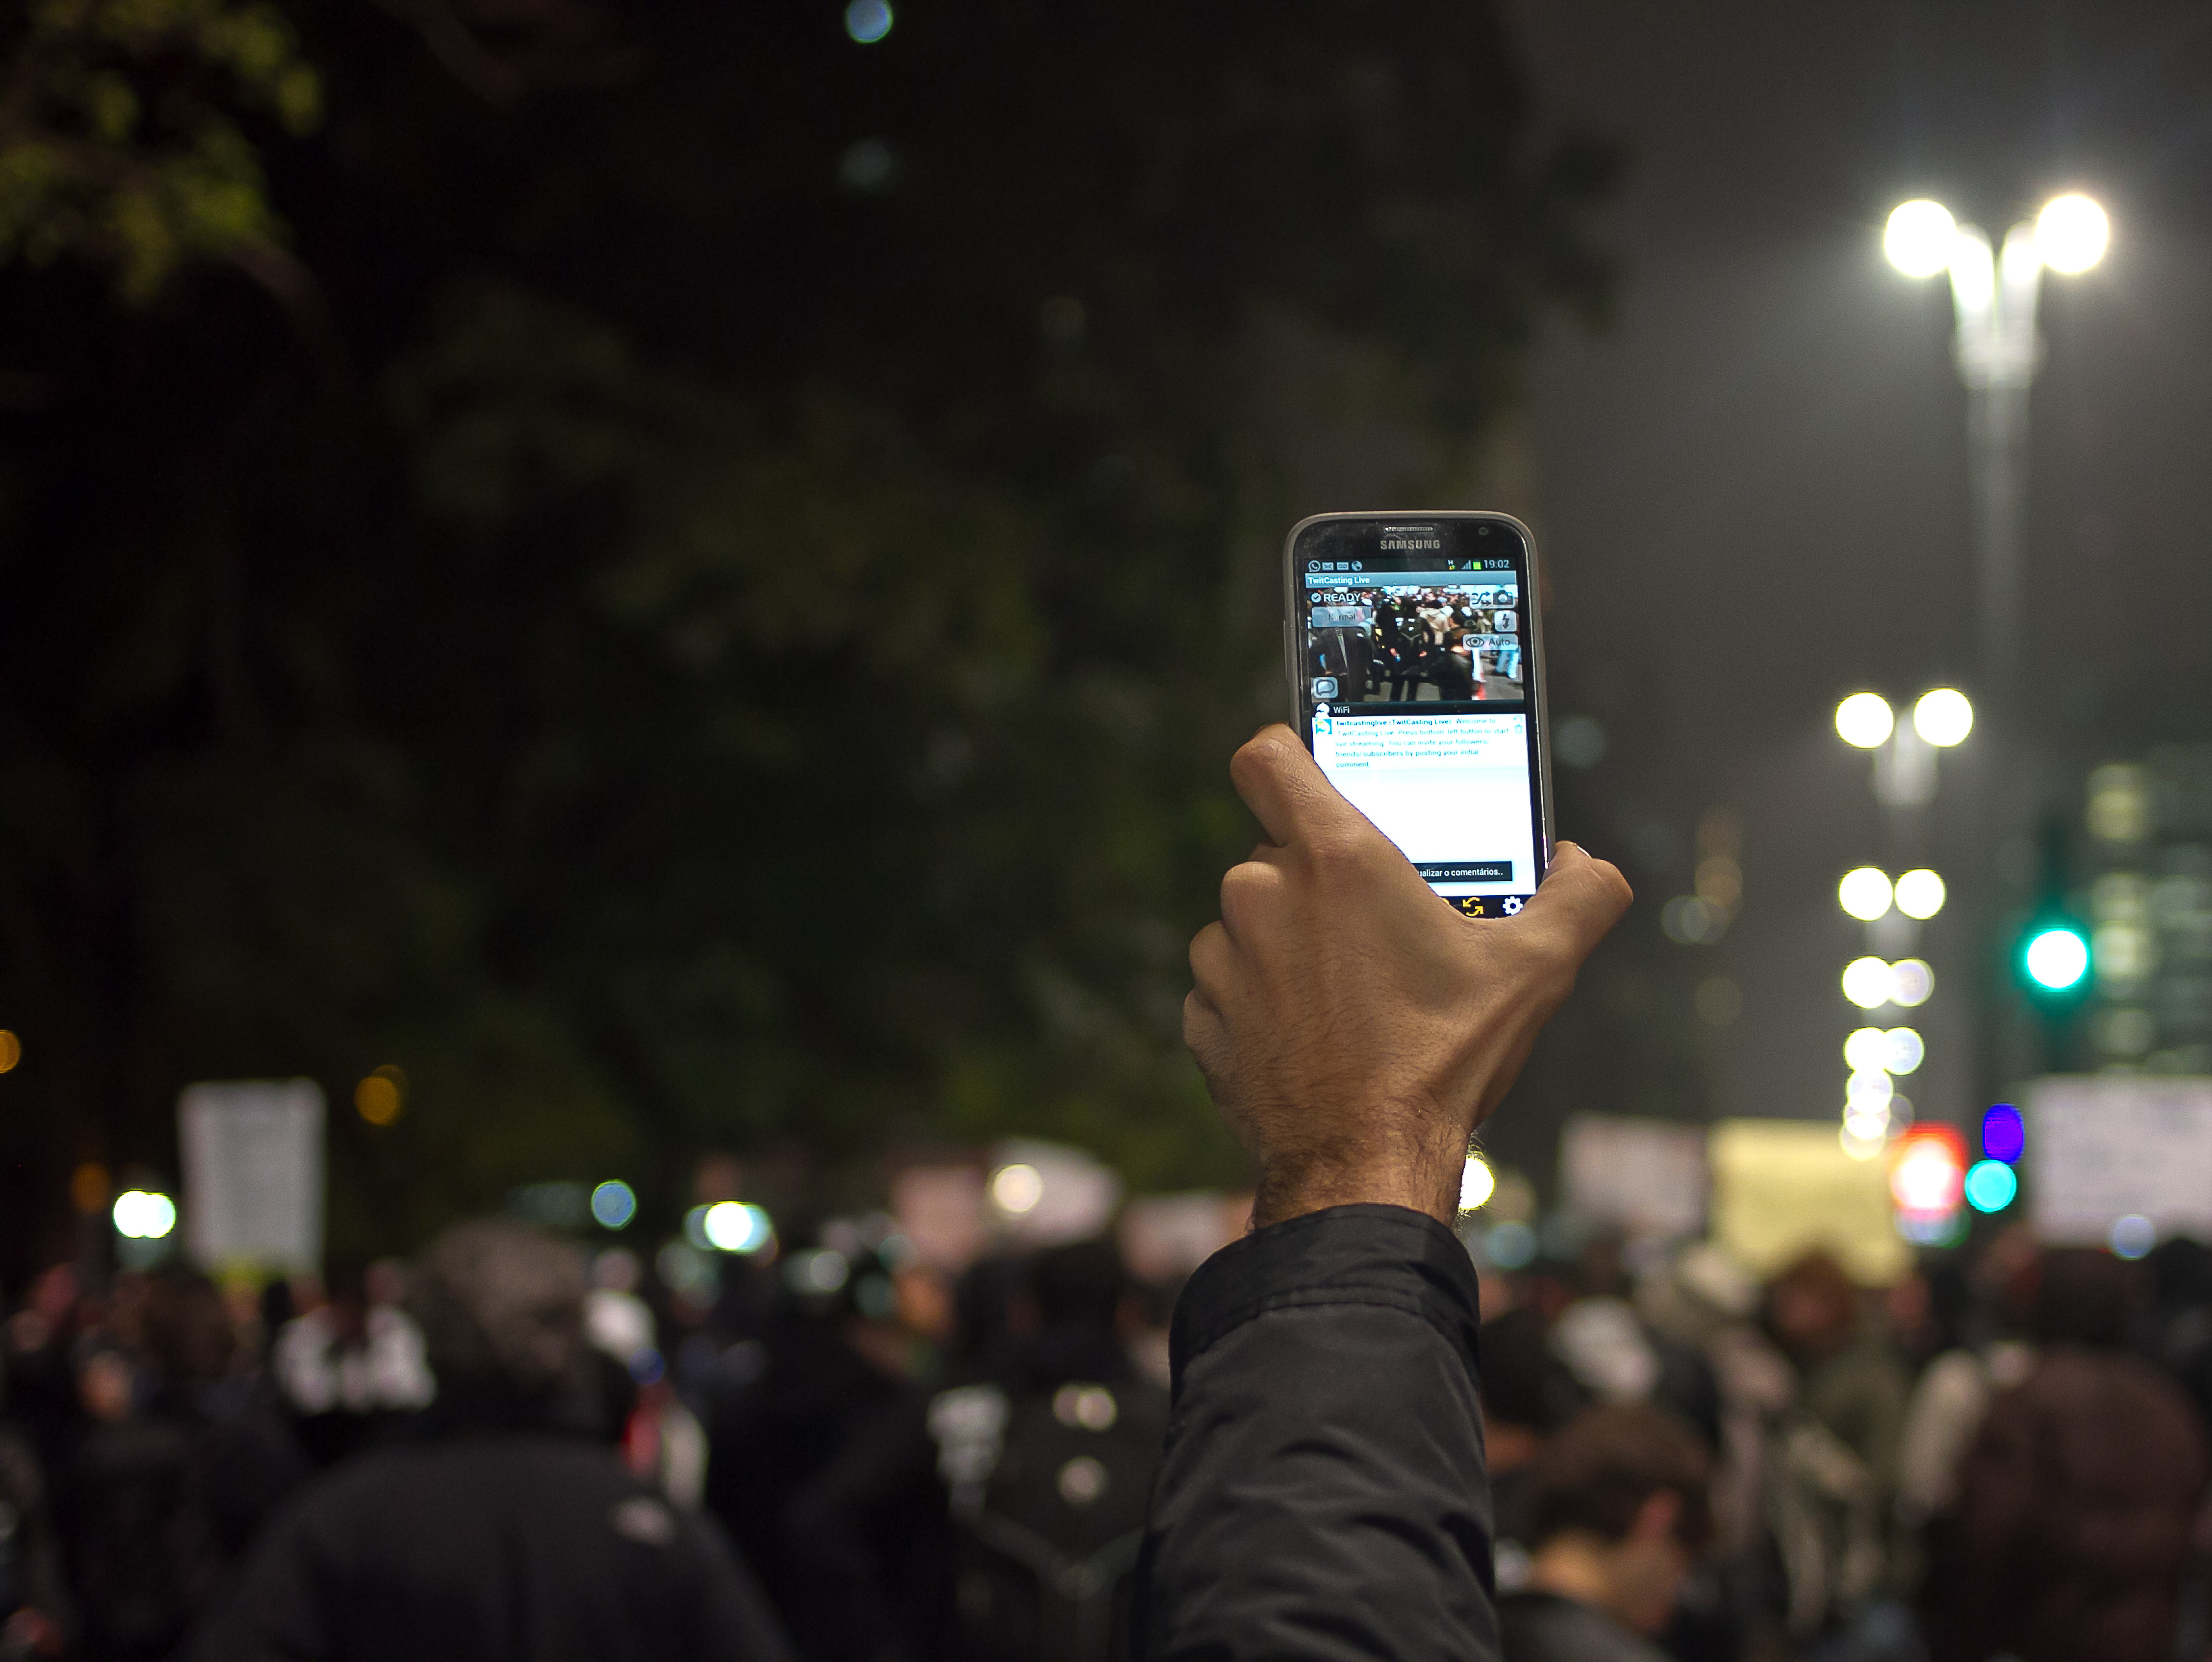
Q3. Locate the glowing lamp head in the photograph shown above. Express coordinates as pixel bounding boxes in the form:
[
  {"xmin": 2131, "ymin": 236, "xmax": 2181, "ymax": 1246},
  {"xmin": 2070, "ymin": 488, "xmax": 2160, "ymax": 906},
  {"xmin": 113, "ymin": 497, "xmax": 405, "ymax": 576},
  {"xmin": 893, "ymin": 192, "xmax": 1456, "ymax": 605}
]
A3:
[
  {"xmin": 1843, "ymin": 957, "xmax": 1895, "ymax": 1010},
  {"xmin": 1835, "ymin": 692, "xmax": 1895, "ymax": 749},
  {"xmin": 2036, "ymin": 194, "xmax": 2109, "ymax": 275},
  {"xmin": 1894, "ymin": 869, "xmax": 1946, "ymax": 919},
  {"xmin": 1843, "ymin": 1028, "xmax": 1889, "ymax": 1071},
  {"xmin": 1913, "ymin": 689, "xmax": 1974, "ymax": 747},
  {"xmin": 2024, "ymin": 927, "xmax": 2091, "ymax": 991},
  {"xmin": 1884, "ymin": 199, "xmax": 1957, "ymax": 278},
  {"xmin": 1839, "ymin": 867, "xmax": 1894, "ymax": 921}
]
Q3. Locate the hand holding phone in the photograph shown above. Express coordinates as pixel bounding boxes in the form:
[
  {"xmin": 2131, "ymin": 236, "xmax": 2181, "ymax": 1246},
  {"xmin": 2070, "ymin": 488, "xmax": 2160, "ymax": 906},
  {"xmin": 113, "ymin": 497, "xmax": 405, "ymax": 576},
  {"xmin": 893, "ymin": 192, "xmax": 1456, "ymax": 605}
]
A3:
[{"xmin": 1185, "ymin": 726, "xmax": 1631, "ymax": 1227}]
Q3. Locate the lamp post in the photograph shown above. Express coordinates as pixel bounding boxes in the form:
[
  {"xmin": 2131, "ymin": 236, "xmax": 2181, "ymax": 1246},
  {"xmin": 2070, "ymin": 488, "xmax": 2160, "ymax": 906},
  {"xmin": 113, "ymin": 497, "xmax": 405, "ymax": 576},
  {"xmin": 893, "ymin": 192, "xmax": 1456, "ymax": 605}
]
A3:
[{"xmin": 1883, "ymin": 193, "xmax": 2108, "ymax": 718}]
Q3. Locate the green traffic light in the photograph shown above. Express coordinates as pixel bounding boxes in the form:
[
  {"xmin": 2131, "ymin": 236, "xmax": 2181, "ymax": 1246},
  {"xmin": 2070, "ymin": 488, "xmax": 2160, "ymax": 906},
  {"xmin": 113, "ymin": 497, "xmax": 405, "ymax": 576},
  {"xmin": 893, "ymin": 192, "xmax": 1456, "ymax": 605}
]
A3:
[{"xmin": 2023, "ymin": 926, "xmax": 2090, "ymax": 991}]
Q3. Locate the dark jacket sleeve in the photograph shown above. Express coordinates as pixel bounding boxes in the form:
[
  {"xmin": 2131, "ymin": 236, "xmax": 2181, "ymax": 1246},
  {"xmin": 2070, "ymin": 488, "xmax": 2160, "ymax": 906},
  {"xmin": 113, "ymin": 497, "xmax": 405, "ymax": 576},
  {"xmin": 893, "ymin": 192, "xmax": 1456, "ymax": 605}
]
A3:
[{"xmin": 1138, "ymin": 1204, "xmax": 1498, "ymax": 1662}]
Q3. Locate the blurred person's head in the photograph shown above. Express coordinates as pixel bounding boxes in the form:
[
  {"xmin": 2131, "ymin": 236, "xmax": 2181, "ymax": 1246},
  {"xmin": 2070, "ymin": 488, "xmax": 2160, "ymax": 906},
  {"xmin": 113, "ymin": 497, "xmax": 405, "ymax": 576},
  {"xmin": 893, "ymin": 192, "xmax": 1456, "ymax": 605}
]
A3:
[
  {"xmin": 1524, "ymin": 1404, "xmax": 1714, "ymax": 1634},
  {"xmin": 140, "ymin": 1269, "xmax": 235, "ymax": 1388},
  {"xmin": 1029, "ymin": 1239, "xmax": 1127, "ymax": 1335},
  {"xmin": 80, "ymin": 1347, "xmax": 135, "ymax": 1422},
  {"xmin": 407, "ymin": 1219, "xmax": 587, "ymax": 1425},
  {"xmin": 1479, "ymin": 1304, "xmax": 1583, "ymax": 1473},
  {"xmin": 2031, "ymin": 1246, "xmax": 2143, "ymax": 1348},
  {"xmin": 1766, "ymin": 1250, "xmax": 1861, "ymax": 1363}
]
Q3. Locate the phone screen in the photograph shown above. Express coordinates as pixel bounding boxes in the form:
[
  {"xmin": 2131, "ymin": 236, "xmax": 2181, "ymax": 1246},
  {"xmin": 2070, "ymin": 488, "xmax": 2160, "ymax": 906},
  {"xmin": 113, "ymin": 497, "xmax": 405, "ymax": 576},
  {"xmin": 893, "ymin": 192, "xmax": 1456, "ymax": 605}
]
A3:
[{"xmin": 1289, "ymin": 515, "xmax": 1547, "ymax": 918}]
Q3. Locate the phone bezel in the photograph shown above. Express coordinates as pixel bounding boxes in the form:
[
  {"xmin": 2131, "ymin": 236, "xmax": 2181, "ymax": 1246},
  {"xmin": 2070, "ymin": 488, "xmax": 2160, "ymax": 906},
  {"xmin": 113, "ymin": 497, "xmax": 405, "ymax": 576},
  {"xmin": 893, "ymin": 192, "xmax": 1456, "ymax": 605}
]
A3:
[{"xmin": 1281, "ymin": 509, "xmax": 1556, "ymax": 890}]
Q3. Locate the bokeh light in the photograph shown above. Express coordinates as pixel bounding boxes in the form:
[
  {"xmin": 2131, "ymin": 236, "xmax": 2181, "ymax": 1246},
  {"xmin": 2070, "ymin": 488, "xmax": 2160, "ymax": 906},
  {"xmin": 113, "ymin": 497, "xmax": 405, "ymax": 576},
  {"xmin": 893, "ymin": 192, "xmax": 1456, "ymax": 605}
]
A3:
[
  {"xmin": 1884, "ymin": 1027, "xmax": 1925, "ymax": 1075},
  {"xmin": 2036, "ymin": 194, "xmax": 2109, "ymax": 275},
  {"xmin": 1981, "ymin": 1103, "xmax": 2024, "ymax": 1164},
  {"xmin": 1843, "ymin": 957, "xmax": 1895, "ymax": 1009},
  {"xmin": 1912, "ymin": 689, "xmax": 1973, "ymax": 747},
  {"xmin": 702, "ymin": 1200, "xmax": 772, "ymax": 1253},
  {"xmin": 0, "ymin": 1030, "xmax": 19, "ymax": 1072},
  {"xmin": 1835, "ymin": 692, "xmax": 1894, "ymax": 749},
  {"xmin": 1839, "ymin": 867, "xmax": 1893, "ymax": 921},
  {"xmin": 2024, "ymin": 927, "xmax": 2090, "ymax": 991},
  {"xmin": 1483, "ymin": 1220, "xmax": 1537, "ymax": 1268},
  {"xmin": 1963, "ymin": 1159, "xmax": 2018, "ymax": 1213},
  {"xmin": 1846, "ymin": 1069, "xmax": 1894, "ymax": 1109},
  {"xmin": 1891, "ymin": 1132, "xmax": 1965, "ymax": 1213},
  {"xmin": 114, "ymin": 1189, "xmax": 176, "ymax": 1239},
  {"xmin": 590, "ymin": 1180, "xmax": 637, "ymax": 1229},
  {"xmin": 844, "ymin": 0, "xmax": 893, "ymax": 42},
  {"xmin": 1458, "ymin": 1155, "xmax": 1495, "ymax": 1211},
  {"xmin": 1840, "ymin": 1122, "xmax": 1887, "ymax": 1161},
  {"xmin": 1843, "ymin": 1028, "xmax": 1888, "ymax": 1071},
  {"xmin": 990, "ymin": 1162, "xmax": 1043, "ymax": 1214},
  {"xmin": 1894, "ymin": 869, "xmax": 1946, "ymax": 919},
  {"xmin": 2111, "ymin": 1213, "xmax": 2155, "ymax": 1260},
  {"xmin": 354, "ymin": 1070, "xmax": 403, "ymax": 1126},
  {"xmin": 1883, "ymin": 199, "xmax": 1957, "ymax": 278},
  {"xmin": 1889, "ymin": 959, "xmax": 1934, "ymax": 1007}
]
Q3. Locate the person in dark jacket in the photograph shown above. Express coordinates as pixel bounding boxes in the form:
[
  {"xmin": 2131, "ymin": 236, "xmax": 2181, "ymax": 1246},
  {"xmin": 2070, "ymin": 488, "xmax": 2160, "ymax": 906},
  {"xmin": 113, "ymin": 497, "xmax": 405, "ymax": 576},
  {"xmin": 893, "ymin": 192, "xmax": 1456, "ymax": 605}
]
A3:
[
  {"xmin": 1496, "ymin": 1406, "xmax": 1713, "ymax": 1662},
  {"xmin": 787, "ymin": 1239, "xmax": 1169, "ymax": 1662},
  {"xmin": 1920, "ymin": 1246, "xmax": 2209, "ymax": 1662},
  {"xmin": 1139, "ymin": 725, "xmax": 1632, "ymax": 1661},
  {"xmin": 191, "ymin": 1219, "xmax": 792, "ymax": 1662},
  {"xmin": 60, "ymin": 1270, "xmax": 304, "ymax": 1662}
]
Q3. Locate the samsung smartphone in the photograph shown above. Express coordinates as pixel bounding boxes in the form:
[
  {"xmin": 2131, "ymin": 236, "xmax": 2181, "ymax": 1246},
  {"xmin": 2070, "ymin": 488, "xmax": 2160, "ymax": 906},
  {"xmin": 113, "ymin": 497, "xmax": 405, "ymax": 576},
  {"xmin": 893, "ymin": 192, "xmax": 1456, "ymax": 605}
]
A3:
[{"xmin": 1285, "ymin": 511, "xmax": 1552, "ymax": 918}]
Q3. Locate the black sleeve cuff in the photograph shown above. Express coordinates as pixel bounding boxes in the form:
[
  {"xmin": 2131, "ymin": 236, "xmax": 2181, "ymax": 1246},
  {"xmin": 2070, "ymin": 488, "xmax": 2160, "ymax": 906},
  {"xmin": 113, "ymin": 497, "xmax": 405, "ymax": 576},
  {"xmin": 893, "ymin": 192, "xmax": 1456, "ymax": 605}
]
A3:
[{"xmin": 1169, "ymin": 1203, "xmax": 1483, "ymax": 1395}]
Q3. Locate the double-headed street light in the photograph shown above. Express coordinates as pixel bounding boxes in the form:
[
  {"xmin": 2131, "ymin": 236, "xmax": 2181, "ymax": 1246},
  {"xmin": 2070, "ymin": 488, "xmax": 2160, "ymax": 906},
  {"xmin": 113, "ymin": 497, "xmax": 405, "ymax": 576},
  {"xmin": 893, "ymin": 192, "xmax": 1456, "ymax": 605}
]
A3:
[{"xmin": 1882, "ymin": 192, "xmax": 2108, "ymax": 714}]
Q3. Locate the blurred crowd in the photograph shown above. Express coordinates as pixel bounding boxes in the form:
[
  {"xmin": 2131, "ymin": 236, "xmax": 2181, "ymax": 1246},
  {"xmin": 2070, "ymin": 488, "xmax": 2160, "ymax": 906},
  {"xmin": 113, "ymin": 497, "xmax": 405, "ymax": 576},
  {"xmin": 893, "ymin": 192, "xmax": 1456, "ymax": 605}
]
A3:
[
  {"xmin": 1477, "ymin": 1224, "xmax": 2212, "ymax": 1662},
  {"xmin": 3, "ymin": 1205, "xmax": 2211, "ymax": 1662},
  {"xmin": 0, "ymin": 1205, "xmax": 1179, "ymax": 1661}
]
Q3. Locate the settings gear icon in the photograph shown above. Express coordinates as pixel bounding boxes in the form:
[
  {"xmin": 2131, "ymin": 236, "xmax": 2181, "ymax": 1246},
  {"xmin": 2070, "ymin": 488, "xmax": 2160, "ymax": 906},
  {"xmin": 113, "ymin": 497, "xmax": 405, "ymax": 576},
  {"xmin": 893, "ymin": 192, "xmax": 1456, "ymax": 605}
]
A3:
[{"xmin": 1500, "ymin": 896, "xmax": 1523, "ymax": 916}]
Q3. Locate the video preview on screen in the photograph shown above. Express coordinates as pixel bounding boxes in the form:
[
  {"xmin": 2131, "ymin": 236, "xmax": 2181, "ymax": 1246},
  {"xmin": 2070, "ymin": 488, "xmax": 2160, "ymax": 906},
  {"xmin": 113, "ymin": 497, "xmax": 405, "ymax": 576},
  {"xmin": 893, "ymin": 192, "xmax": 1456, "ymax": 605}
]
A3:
[
  {"xmin": 1301, "ymin": 571, "xmax": 1523, "ymax": 706},
  {"xmin": 1298, "ymin": 552, "xmax": 1535, "ymax": 913}
]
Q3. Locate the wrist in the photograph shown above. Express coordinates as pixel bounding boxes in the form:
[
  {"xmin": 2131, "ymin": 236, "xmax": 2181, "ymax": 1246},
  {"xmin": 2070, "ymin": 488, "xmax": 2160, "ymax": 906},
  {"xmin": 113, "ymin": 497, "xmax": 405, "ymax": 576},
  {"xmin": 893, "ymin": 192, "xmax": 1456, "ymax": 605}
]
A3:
[{"xmin": 1251, "ymin": 1139, "xmax": 1465, "ymax": 1230}]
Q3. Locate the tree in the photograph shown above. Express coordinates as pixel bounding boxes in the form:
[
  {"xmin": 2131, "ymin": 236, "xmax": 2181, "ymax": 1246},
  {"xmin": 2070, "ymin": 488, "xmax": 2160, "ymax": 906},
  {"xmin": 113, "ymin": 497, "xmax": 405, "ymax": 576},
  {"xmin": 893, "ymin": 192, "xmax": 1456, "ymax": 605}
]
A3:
[{"xmin": 0, "ymin": 0, "xmax": 1620, "ymax": 1272}]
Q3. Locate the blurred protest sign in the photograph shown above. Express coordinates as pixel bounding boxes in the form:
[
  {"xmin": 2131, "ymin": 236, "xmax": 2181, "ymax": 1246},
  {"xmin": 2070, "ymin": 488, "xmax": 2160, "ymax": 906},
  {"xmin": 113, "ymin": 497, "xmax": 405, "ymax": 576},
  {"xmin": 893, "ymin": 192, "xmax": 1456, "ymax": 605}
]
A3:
[
  {"xmin": 1119, "ymin": 1191, "xmax": 1251, "ymax": 1284},
  {"xmin": 890, "ymin": 1163, "xmax": 988, "ymax": 1271},
  {"xmin": 2029, "ymin": 1075, "xmax": 2212, "ymax": 1245},
  {"xmin": 1559, "ymin": 1114, "xmax": 1707, "ymax": 1239},
  {"xmin": 1709, "ymin": 1118, "xmax": 1907, "ymax": 1286},
  {"xmin": 178, "ymin": 1080, "xmax": 324, "ymax": 1275}
]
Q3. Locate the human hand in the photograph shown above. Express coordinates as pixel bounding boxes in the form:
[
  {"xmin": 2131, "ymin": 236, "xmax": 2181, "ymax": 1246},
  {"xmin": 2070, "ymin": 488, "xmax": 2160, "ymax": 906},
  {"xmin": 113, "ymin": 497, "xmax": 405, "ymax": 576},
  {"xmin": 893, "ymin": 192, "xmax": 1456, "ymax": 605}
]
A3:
[{"xmin": 1185, "ymin": 725, "xmax": 1632, "ymax": 1228}]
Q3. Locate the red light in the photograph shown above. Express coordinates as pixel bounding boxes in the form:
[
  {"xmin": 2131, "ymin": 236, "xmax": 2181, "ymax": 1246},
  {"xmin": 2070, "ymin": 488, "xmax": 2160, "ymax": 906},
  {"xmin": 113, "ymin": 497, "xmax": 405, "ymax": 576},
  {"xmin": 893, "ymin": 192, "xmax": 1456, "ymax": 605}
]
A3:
[{"xmin": 1890, "ymin": 1125, "xmax": 1966, "ymax": 1214}]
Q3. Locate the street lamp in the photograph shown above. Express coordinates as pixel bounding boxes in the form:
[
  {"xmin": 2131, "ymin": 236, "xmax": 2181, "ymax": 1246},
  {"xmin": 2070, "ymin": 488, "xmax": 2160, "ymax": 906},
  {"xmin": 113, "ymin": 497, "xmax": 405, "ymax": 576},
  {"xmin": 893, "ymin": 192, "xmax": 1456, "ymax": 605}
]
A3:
[{"xmin": 1883, "ymin": 192, "xmax": 2107, "ymax": 712}]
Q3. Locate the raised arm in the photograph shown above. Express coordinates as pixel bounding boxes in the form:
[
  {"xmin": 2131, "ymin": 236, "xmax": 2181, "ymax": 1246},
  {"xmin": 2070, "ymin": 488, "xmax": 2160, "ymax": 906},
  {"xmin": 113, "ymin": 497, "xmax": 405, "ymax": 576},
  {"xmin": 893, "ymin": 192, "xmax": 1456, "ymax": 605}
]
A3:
[{"xmin": 1140, "ymin": 725, "xmax": 1630, "ymax": 1661}]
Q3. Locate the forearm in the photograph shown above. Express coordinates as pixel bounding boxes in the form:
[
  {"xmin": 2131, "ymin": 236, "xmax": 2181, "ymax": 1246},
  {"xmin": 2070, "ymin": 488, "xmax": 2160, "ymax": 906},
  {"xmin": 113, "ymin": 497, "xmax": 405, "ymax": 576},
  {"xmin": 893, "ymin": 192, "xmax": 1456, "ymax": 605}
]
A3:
[{"xmin": 1138, "ymin": 1205, "xmax": 1499, "ymax": 1662}]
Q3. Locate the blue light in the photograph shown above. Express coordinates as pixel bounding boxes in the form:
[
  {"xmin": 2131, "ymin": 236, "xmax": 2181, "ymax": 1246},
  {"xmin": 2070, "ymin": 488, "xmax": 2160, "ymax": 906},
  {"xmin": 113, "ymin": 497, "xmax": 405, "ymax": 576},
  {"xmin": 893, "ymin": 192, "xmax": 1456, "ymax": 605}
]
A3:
[
  {"xmin": 1483, "ymin": 1221, "xmax": 1537, "ymax": 1270},
  {"xmin": 844, "ymin": 0, "xmax": 892, "ymax": 42},
  {"xmin": 1981, "ymin": 1104, "xmax": 2024, "ymax": 1164},
  {"xmin": 1963, "ymin": 1160, "xmax": 2018, "ymax": 1214},
  {"xmin": 589, "ymin": 1180, "xmax": 637, "ymax": 1229}
]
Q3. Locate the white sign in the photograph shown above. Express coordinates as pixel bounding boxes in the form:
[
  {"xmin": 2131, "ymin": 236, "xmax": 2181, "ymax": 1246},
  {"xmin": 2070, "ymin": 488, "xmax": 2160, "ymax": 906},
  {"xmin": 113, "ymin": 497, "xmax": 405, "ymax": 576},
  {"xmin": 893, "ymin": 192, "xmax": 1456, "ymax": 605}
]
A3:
[
  {"xmin": 179, "ymin": 1080, "xmax": 325, "ymax": 1274},
  {"xmin": 1560, "ymin": 1113, "xmax": 1708, "ymax": 1239},
  {"xmin": 2029, "ymin": 1075, "xmax": 2212, "ymax": 1245}
]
